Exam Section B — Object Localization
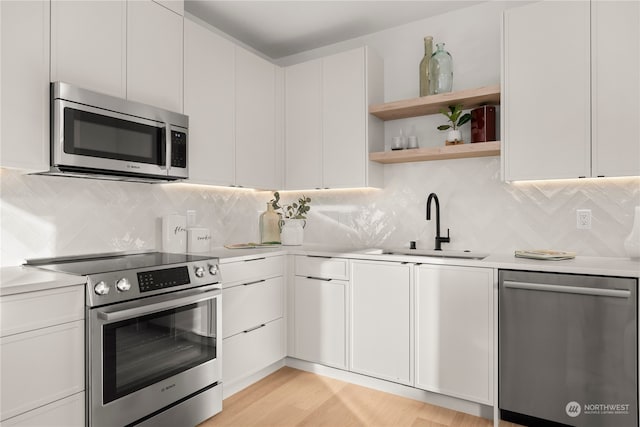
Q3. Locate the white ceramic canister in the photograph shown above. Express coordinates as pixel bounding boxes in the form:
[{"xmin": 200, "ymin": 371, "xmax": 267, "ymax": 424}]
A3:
[
  {"xmin": 162, "ymin": 214, "xmax": 187, "ymax": 253},
  {"xmin": 188, "ymin": 227, "xmax": 212, "ymax": 253}
]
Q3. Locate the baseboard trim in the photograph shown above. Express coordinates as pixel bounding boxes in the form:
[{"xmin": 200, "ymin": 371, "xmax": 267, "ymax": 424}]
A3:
[
  {"xmin": 222, "ymin": 360, "xmax": 286, "ymax": 399},
  {"xmin": 285, "ymin": 357, "xmax": 494, "ymax": 420},
  {"xmin": 222, "ymin": 357, "xmax": 494, "ymax": 421}
]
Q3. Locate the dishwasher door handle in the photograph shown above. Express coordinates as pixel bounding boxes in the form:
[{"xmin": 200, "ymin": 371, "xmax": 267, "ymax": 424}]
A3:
[{"xmin": 503, "ymin": 280, "xmax": 631, "ymax": 299}]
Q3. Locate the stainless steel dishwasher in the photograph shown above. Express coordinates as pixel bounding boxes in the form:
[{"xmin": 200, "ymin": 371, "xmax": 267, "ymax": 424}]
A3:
[{"xmin": 499, "ymin": 269, "xmax": 638, "ymax": 427}]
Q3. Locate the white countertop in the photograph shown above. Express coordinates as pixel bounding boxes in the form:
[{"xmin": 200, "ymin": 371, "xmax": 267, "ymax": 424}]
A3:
[
  {"xmin": 0, "ymin": 266, "xmax": 85, "ymax": 296},
  {"xmin": 3, "ymin": 246, "xmax": 638, "ymax": 297},
  {"xmin": 205, "ymin": 244, "xmax": 640, "ymax": 278}
]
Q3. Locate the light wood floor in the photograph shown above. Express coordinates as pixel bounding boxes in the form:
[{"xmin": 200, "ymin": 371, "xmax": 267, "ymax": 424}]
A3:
[{"xmin": 199, "ymin": 367, "xmax": 522, "ymax": 427}]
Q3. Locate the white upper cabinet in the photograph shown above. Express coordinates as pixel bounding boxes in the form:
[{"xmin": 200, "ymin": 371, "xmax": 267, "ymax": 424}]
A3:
[
  {"xmin": 127, "ymin": 0, "xmax": 183, "ymax": 113},
  {"xmin": 184, "ymin": 19, "xmax": 236, "ymax": 186},
  {"xmin": 0, "ymin": 0, "xmax": 50, "ymax": 171},
  {"xmin": 503, "ymin": 0, "xmax": 640, "ymax": 181},
  {"xmin": 284, "ymin": 47, "xmax": 384, "ymax": 190},
  {"xmin": 50, "ymin": 1, "xmax": 126, "ymax": 98},
  {"xmin": 235, "ymin": 48, "xmax": 281, "ymax": 189},
  {"xmin": 591, "ymin": 0, "xmax": 640, "ymax": 177},
  {"xmin": 503, "ymin": 1, "xmax": 591, "ymax": 181},
  {"xmin": 285, "ymin": 59, "xmax": 324, "ymax": 190}
]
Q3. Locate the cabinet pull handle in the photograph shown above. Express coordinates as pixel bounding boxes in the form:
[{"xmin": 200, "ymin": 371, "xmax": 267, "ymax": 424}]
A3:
[
  {"xmin": 243, "ymin": 324, "xmax": 266, "ymax": 333},
  {"xmin": 242, "ymin": 279, "xmax": 266, "ymax": 286},
  {"xmin": 244, "ymin": 257, "xmax": 266, "ymax": 262},
  {"xmin": 308, "ymin": 255, "xmax": 332, "ymax": 259},
  {"xmin": 306, "ymin": 276, "xmax": 332, "ymax": 281}
]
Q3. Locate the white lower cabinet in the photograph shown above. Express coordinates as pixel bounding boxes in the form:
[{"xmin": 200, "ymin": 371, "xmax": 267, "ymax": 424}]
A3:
[
  {"xmin": 415, "ymin": 265, "xmax": 494, "ymax": 405},
  {"xmin": 222, "ymin": 276, "xmax": 283, "ymax": 339},
  {"xmin": 294, "ymin": 276, "xmax": 347, "ymax": 369},
  {"xmin": 1, "ymin": 392, "xmax": 84, "ymax": 427},
  {"xmin": 350, "ymin": 260, "xmax": 412, "ymax": 385},
  {"xmin": 0, "ymin": 283, "xmax": 85, "ymax": 425},
  {"xmin": 222, "ymin": 318, "xmax": 285, "ymax": 386},
  {"xmin": 220, "ymin": 256, "xmax": 286, "ymax": 387}
]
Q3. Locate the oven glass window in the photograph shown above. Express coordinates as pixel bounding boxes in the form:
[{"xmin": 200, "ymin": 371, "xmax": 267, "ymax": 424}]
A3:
[
  {"xmin": 102, "ymin": 300, "xmax": 217, "ymax": 404},
  {"xmin": 64, "ymin": 108, "xmax": 165, "ymax": 165}
]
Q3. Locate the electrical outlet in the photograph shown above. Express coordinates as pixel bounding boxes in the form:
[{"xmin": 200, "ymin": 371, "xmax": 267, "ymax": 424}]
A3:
[{"xmin": 576, "ymin": 209, "xmax": 592, "ymax": 229}]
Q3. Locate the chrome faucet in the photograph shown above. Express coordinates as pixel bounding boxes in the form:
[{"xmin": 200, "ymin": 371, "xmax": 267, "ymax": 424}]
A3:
[{"xmin": 426, "ymin": 193, "xmax": 450, "ymax": 251}]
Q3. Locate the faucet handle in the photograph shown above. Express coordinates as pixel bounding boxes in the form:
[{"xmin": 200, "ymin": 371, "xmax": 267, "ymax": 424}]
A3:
[{"xmin": 441, "ymin": 228, "xmax": 451, "ymax": 243}]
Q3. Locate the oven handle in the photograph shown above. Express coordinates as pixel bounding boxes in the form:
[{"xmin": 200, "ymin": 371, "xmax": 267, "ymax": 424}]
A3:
[{"xmin": 97, "ymin": 286, "xmax": 221, "ymax": 322}]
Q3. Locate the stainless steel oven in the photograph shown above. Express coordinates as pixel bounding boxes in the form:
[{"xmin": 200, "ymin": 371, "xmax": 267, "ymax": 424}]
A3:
[{"xmin": 26, "ymin": 252, "xmax": 223, "ymax": 427}]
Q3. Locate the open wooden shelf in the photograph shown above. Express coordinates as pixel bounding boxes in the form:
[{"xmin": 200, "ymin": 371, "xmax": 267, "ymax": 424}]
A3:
[
  {"xmin": 369, "ymin": 84, "xmax": 501, "ymax": 121},
  {"xmin": 369, "ymin": 141, "xmax": 500, "ymax": 164}
]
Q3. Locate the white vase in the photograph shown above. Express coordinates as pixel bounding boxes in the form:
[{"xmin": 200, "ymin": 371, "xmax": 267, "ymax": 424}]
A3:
[
  {"xmin": 280, "ymin": 219, "xmax": 305, "ymax": 246},
  {"xmin": 446, "ymin": 129, "xmax": 462, "ymax": 144},
  {"xmin": 623, "ymin": 206, "xmax": 640, "ymax": 259}
]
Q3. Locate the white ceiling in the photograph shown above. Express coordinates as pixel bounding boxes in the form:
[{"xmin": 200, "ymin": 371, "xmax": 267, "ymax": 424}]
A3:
[{"xmin": 184, "ymin": 1, "xmax": 485, "ymax": 59}]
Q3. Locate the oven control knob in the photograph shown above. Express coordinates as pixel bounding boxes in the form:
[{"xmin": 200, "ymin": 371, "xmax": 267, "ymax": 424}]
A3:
[
  {"xmin": 116, "ymin": 278, "xmax": 131, "ymax": 292},
  {"xmin": 208, "ymin": 264, "xmax": 218, "ymax": 276},
  {"xmin": 194, "ymin": 266, "xmax": 205, "ymax": 278},
  {"xmin": 94, "ymin": 281, "xmax": 110, "ymax": 295}
]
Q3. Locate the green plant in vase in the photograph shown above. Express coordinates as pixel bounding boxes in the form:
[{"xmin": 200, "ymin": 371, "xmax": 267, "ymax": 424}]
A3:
[{"xmin": 437, "ymin": 104, "xmax": 471, "ymax": 145}]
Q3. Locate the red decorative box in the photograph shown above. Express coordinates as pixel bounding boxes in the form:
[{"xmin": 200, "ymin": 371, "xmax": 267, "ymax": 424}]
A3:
[{"xmin": 471, "ymin": 105, "xmax": 496, "ymax": 143}]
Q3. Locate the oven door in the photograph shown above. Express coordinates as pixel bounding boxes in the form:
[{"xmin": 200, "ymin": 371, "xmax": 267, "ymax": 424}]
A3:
[
  {"xmin": 53, "ymin": 99, "xmax": 185, "ymax": 178},
  {"xmin": 88, "ymin": 285, "xmax": 221, "ymax": 427}
]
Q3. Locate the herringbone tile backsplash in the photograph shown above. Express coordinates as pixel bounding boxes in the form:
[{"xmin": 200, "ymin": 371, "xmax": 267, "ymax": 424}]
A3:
[{"xmin": 1, "ymin": 158, "xmax": 639, "ymax": 266}]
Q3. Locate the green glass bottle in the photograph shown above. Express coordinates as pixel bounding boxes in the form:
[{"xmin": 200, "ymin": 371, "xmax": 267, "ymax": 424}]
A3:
[{"xmin": 419, "ymin": 36, "xmax": 433, "ymax": 97}]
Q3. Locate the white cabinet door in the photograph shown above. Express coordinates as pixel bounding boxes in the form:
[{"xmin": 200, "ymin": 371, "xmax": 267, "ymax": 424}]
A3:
[
  {"xmin": 50, "ymin": 0, "xmax": 126, "ymax": 98},
  {"xmin": 415, "ymin": 265, "xmax": 493, "ymax": 405},
  {"xmin": 127, "ymin": 0, "xmax": 183, "ymax": 112},
  {"xmin": 592, "ymin": 0, "xmax": 640, "ymax": 177},
  {"xmin": 1, "ymin": 392, "xmax": 84, "ymax": 427},
  {"xmin": 285, "ymin": 59, "xmax": 323, "ymax": 190},
  {"xmin": 350, "ymin": 260, "xmax": 411, "ymax": 385},
  {"xmin": 222, "ymin": 318, "xmax": 284, "ymax": 386},
  {"xmin": 0, "ymin": 0, "xmax": 50, "ymax": 171},
  {"xmin": 503, "ymin": 1, "xmax": 591, "ymax": 181},
  {"xmin": 222, "ymin": 276, "xmax": 283, "ymax": 339},
  {"xmin": 235, "ymin": 48, "xmax": 279, "ymax": 189},
  {"xmin": 0, "ymin": 321, "xmax": 84, "ymax": 421},
  {"xmin": 294, "ymin": 276, "xmax": 347, "ymax": 369},
  {"xmin": 323, "ymin": 48, "xmax": 367, "ymax": 188},
  {"xmin": 184, "ymin": 19, "xmax": 235, "ymax": 186}
]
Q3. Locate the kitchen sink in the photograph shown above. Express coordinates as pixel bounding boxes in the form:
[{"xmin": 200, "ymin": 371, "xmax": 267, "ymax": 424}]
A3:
[{"xmin": 361, "ymin": 248, "xmax": 489, "ymax": 260}]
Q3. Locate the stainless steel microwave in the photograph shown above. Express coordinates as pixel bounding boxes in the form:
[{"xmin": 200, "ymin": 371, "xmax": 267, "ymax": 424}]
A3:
[{"xmin": 45, "ymin": 82, "xmax": 188, "ymax": 182}]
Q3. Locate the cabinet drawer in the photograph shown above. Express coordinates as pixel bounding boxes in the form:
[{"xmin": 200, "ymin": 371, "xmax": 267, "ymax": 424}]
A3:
[
  {"xmin": 222, "ymin": 276, "xmax": 283, "ymax": 338},
  {"xmin": 295, "ymin": 255, "xmax": 348, "ymax": 280},
  {"xmin": 1, "ymin": 392, "xmax": 84, "ymax": 427},
  {"xmin": 0, "ymin": 286, "xmax": 84, "ymax": 337},
  {"xmin": 221, "ymin": 256, "xmax": 284, "ymax": 288},
  {"xmin": 0, "ymin": 320, "xmax": 84, "ymax": 421},
  {"xmin": 222, "ymin": 318, "xmax": 284, "ymax": 385}
]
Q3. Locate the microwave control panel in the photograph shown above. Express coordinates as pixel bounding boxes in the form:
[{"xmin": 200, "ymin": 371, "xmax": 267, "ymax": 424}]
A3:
[{"xmin": 171, "ymin": 131, "xmax": 187, "ymax": 168}]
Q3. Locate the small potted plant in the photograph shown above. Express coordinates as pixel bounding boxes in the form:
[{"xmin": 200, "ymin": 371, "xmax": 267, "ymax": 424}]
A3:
[
  {"xmin": 270, "ymin": 192, "xmax": 311, "ymax": 246},
  {"xmin": 437, "ymin": 104, "xmax": 471, "ymax": 145}
]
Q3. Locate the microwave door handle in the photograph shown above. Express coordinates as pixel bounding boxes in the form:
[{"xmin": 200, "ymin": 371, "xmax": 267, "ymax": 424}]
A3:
[{"xmin": 164, "ymin": 123, "xmax": 172, "ymax": 173}]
